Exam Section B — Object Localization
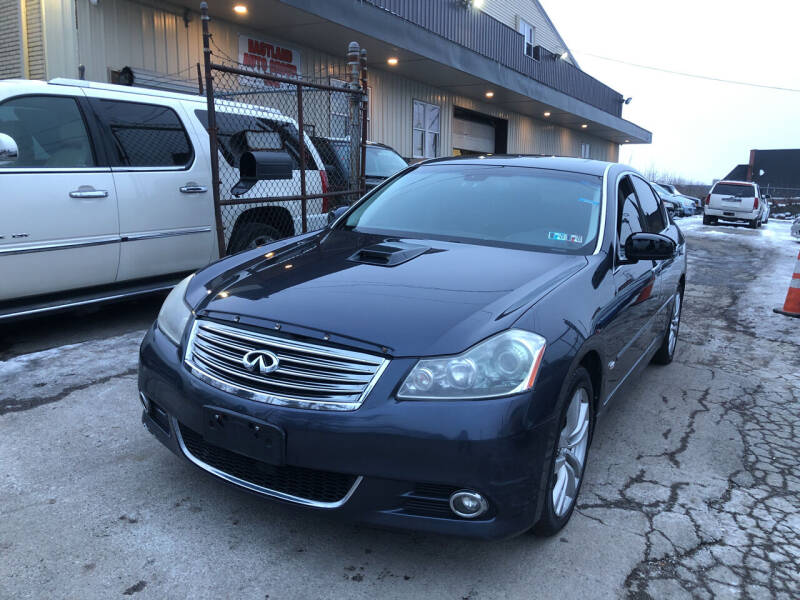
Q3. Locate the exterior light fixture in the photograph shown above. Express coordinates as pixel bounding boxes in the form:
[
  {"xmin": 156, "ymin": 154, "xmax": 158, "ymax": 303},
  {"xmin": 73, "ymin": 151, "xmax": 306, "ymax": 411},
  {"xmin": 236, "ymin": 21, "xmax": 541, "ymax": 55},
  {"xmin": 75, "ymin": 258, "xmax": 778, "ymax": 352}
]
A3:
[
  {"xmin": 233, "ymin": 4, "xmax": 247, "ymax": 15},
  {"xmin": 543, "ymin": 111, "xmax": 551, "ymax": 117},
  {"xmin": 624, "ymin": 139, "xmax": 630, "ymax": 143},
  {"xmin": 485, "ymin": 91, "xmax": 494, "ymax": 98},
  {"xmin": 559, "ymin": 51, "xmax": 569, "ymax": 60},
  {"xmin": 581, "ymin": 124, "xmax": 588, "ymax": 129},
  {"xmin": 387, "ymin": 57, "xmax": 399, "ymax": 66},
  {"xmin": 472, "ymin": 0, "xmax": 485, "ymax": 8}
]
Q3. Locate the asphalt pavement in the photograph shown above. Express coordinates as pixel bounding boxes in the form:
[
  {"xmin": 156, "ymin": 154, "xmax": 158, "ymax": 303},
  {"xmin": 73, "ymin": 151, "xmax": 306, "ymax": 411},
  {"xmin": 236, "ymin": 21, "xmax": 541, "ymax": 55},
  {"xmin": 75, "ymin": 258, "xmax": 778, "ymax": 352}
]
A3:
[{"xmin": 1, "ymin": 216, "xmax": 799, "ymax": 599}]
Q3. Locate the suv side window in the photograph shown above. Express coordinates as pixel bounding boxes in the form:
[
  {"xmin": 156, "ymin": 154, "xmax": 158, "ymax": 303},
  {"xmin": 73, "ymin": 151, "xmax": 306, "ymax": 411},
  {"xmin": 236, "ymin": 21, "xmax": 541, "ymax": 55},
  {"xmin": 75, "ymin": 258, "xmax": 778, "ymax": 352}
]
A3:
[
  {"xmin": 631, "ymin": 176, "xmax": 667, "ymax": 232},
  {"xmin": 0, "ymin": 95, "xmax": 95, "ymax": 168},
  {"xmin": 195, "ymin": 110, "xmax": 318, "ymax": 171},
  {"xmin": 89, "ymin": 99, "xmax": 193, "ymax": 168},
  {"xmin": 617, "ymin": 176, "xmax": 646, "ymax": 259}
]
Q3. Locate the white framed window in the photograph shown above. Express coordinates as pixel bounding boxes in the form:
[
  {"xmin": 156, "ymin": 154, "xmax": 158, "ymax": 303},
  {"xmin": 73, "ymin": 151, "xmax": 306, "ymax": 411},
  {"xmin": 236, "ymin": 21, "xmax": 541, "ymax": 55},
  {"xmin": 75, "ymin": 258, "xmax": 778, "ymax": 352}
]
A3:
[
  {"xmin": 412, "ymin": 99, "xmax": 440, "ymax": 159},
  {"xmin": 581, "ymin": 143, "xmax": 591, "ymax": 158},
  {"xmin": 518, "ymin": 18, "xmax": 536, "ymax": 58}
]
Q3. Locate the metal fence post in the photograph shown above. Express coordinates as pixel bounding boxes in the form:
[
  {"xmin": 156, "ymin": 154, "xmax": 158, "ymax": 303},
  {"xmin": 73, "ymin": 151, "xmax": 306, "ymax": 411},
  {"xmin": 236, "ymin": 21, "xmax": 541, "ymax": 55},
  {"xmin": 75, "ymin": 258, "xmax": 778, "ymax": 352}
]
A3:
[
  {"xmin": 201, "ymin": 2, "xmax": 226, "ymax": 257},
  {"xmin": 297, "ymin": 83, "xmax": 307, "ymax": 233},
  {"xmin": 347, "ymin": 42, "xmax": 362, "ymax": 198},
  {"xmin": 359, "ymin": 48, "xmax": 368, "ymax": 195}
]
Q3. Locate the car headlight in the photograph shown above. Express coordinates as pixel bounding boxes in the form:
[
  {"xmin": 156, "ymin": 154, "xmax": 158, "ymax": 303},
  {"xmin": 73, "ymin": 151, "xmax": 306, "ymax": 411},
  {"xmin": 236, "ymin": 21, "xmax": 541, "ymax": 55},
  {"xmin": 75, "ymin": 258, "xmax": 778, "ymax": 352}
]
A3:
[
  {"xmin": 398, "ymin": 329, "xmax": 546, "ymax": 400},
  {"xmin": 157, "ymin": 274, "xmax": 194, "ymax": 345}
]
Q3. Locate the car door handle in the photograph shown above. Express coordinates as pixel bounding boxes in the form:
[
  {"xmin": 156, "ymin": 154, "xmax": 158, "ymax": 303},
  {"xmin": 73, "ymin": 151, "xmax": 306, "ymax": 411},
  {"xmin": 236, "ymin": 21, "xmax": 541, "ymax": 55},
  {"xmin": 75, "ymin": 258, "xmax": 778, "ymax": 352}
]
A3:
[
  {"xmin": 69, "ymin": 189, "xmax": 108, "ymax": 199},
  {"xmin": 180, "ymin": 185, "xmax": 208, "ymax": 194}
]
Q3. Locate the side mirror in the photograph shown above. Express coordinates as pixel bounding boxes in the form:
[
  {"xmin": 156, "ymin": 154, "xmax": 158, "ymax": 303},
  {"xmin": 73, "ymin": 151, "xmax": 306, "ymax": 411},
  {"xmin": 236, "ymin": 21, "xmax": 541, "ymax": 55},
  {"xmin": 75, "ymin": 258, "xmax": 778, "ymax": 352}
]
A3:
[
  {"xmin": 327, "ymin": 205, "xmax": 350, "ymax": 225},
  {"xmin": 625, "ymin": 232, "xmax": 677, "ymax": 262},
  {"xmin": 231, "ymin": 150, "xmax": 293, "ymax": 196},
  {"xmin": 0, "ymin": 133, "xmax": 19, "ymax": 163}
]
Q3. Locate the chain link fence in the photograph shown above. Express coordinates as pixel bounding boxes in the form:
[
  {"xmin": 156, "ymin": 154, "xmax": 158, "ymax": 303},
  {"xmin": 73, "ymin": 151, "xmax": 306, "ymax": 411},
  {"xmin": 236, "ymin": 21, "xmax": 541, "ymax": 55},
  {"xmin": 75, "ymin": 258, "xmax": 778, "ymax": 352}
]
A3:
[{"xmin": 200, "ymin": 5, "xmax": 368, "ymax": 256}]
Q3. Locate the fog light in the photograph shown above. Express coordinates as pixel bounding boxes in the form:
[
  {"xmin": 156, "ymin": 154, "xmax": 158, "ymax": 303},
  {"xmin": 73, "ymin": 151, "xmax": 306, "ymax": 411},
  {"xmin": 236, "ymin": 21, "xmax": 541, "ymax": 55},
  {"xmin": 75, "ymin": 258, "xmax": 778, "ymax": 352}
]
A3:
[
  {"xmin": 138, "ymin": 392, "xmax": 150, "ymax": 412},
  {"xmin": 449, "ymin": 490, "xmax": 488, "ymax": 519}
]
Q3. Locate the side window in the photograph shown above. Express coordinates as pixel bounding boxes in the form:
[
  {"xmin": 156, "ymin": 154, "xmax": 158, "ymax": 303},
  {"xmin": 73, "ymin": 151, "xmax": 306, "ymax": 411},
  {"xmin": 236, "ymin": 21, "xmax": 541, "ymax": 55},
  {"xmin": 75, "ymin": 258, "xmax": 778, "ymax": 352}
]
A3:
[
  {"xmin": 0, "ymin": 96, "xmax": 95, "ymax": 168},
  {"xmin": 194, "ymin": 110, "xmax": 317, "ymax": 171},
  {"xmin": 90, "ymin": 99, "xmax": 193, "ymax": 168},
  {"xmin": 617, "ymin": 176, "xmax": 645, "ymax": 258},
  {"xmin": 631, "ymin": 176, "xmax": 667, "ymax": 232}
]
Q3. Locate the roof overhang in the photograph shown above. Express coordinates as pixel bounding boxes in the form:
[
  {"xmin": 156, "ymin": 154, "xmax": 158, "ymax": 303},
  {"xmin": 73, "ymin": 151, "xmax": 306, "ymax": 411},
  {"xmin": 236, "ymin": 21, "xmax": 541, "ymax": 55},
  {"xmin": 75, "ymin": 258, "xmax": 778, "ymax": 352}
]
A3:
[{"xmin": 180, "ymin": 0, "xmax": 651, "ymax": 144}]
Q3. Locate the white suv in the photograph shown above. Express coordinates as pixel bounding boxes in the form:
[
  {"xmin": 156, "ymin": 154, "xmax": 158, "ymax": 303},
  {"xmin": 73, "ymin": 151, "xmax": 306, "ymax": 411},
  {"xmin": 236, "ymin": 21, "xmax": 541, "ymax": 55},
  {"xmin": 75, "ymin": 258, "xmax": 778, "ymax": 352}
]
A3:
[
  {"xmin": 703, "ymin": 180, "xmax": 763, "ymax": 228},
  {"xmin": 0, "ymin": 78, "xmax": 327, "ymax": 319}
]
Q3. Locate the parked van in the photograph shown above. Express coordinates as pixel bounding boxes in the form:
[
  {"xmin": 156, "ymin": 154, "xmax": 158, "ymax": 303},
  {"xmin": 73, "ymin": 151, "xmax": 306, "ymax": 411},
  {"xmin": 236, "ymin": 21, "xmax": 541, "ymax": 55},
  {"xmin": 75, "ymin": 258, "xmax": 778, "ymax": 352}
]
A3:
[
  {"xmin": 703, "ymin": 180, "xmax": 763, "ymax": 228},
  {"xmin": 0, "ymin": 78, "xmax": 327, "ymax": 319}
]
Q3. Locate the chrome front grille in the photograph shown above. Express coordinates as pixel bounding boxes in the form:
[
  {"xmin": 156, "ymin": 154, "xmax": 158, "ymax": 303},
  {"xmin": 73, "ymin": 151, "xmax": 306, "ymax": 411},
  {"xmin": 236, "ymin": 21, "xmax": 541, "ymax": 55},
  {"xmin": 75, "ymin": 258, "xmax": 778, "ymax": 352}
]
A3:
[{"xmin": 184, "ymin": 320, "xmax": 389, "ymax": 411}]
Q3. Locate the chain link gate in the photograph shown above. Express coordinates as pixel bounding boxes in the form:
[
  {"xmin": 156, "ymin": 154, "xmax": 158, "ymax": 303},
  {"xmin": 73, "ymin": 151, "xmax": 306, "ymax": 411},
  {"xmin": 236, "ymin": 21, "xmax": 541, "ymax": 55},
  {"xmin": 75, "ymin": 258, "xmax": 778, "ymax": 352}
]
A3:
[{"xmin": 200, "ymin": 3, "xmax": 368, "ymax": 256}]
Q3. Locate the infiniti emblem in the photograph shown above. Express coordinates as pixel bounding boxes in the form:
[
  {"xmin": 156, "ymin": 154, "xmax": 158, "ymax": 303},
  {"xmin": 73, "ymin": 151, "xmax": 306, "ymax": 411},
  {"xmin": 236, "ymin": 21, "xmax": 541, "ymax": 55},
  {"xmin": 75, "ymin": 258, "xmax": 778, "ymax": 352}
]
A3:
[{"xmin": 242, "ymin": 350, "xmax": 280, "ymax": 375}]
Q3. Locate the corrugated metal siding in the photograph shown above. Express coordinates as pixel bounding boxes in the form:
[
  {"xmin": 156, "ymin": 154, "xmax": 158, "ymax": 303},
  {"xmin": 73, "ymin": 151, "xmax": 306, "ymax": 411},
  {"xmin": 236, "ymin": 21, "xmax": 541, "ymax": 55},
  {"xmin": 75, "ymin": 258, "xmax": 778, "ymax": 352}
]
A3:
[
  {"xmin": 480, "ymin": 0, "xmax": 565, "ymax": 57},
  {"xmin": 24, "ymin": 0, "xmax": 46, "ymax": 79},
  {"xmin": 0, "ymin": 0, "xmax": 24, "ymax": 79},
  {"xmin": 63, "ymin": 0, "xmax": 616, "ymax": 162},
  {"xmin": 363, "ymin": 0, "xmax": 622, "ymax": 116}
]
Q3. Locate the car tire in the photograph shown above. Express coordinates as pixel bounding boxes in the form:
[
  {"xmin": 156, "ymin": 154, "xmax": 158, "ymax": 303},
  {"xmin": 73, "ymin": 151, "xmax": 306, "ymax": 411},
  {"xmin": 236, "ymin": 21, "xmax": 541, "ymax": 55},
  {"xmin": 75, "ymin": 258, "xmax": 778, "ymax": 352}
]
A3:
[
  {"xmin": 703, "ymin": 215, "xmax": 713, "ymax": 225},
  {"xmin": 653, "ymin": 289, "xmax": 682, "ymax": 365},
  {"xmin": 748, "ymin": 219, "xmax": 758, "ymax": 229},
  {"xmin": 228, "ymin": 223, "xmax": 282, "ymax": 254},
  {"xmin": 532, "ymin": 366, "xmax": 594, "ymax": 537}
]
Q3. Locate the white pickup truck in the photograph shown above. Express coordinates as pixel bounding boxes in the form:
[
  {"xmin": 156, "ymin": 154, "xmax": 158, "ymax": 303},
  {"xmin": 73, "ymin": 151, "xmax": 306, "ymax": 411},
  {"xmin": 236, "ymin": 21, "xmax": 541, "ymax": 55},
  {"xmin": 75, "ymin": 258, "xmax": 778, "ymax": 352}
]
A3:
[{"xmin": 0, "ymin": 78, "xmax": 328, "ymax": 319}]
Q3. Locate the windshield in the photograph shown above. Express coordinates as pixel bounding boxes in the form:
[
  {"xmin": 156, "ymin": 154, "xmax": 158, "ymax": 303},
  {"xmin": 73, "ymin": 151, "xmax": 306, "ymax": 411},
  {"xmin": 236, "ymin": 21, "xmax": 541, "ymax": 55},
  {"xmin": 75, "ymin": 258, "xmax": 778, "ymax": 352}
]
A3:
[
  {"xmin": 342, "ymin": 164, "xmax": 603, "ymax": 254},
  {"xmin": 366, "ymin": 146, "xmax": 407, "ymax": 177},
  {"xmin": 651, "ymin": 182, "xmax": 672, "ymax": 196},
  {"xmin": 713, "ymin": 182, "xmax": 755, "ymax": 197}
]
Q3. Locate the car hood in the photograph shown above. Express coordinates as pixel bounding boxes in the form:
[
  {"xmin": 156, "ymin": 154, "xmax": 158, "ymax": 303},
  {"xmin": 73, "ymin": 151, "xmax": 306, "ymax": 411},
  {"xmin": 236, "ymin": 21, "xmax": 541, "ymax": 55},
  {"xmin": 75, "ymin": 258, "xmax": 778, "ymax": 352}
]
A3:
[{"xmin": 190, "ymin": 230, "xmax": 587, "ymax": 357}]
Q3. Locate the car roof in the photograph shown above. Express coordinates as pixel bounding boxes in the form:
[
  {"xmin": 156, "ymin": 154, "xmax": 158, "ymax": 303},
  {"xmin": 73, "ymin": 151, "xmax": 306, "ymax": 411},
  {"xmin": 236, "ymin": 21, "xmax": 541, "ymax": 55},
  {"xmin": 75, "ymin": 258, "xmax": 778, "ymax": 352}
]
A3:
[{"xmin": 417, "ymin": 155, "xmax": 615, "ymax": 176}]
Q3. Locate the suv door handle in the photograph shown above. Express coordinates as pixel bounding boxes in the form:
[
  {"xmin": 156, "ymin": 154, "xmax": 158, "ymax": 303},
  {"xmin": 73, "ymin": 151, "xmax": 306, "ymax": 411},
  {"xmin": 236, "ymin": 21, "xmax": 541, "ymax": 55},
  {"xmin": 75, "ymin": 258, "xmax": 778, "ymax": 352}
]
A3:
[
  {"xmin": 180, "ymin": 185, "xmax": 208, "ymax": 194},
  {"xmin": 69, "ymin": 189, "xmax": 108, "ymax": 199}
]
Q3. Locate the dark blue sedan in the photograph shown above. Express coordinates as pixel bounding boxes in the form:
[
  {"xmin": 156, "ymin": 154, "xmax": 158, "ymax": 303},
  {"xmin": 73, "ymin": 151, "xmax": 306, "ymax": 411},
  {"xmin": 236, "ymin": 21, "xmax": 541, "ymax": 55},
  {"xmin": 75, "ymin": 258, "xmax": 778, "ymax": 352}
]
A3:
[{"xmin": 138, "ymin": 156, "xmax": 686, "ymax": 539}]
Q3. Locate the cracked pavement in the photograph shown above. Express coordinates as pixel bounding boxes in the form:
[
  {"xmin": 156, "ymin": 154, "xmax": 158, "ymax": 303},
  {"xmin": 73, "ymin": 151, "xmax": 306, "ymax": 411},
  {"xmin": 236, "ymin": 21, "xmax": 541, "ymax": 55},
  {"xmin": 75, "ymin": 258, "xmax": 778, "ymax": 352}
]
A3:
[{"xmin": 1, "ymin": 217, "xmax": 798, "ymax": 599}]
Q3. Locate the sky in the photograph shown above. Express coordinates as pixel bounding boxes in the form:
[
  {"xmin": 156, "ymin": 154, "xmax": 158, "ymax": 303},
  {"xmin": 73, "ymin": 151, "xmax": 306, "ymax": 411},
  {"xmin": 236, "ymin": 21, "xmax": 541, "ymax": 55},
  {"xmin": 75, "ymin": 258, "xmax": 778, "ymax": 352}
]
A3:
[{"xmin": 540, "ymin": 0, "xmax": 800, "ymax": 183}]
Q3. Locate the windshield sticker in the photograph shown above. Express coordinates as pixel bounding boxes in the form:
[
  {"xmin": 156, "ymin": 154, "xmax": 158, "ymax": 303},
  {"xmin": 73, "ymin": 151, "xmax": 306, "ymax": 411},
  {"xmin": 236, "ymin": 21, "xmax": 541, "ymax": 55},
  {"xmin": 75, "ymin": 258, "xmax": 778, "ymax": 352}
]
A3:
[{"xmin": 548, "ymin": 232, "xmax": 584, "ymax": 243}]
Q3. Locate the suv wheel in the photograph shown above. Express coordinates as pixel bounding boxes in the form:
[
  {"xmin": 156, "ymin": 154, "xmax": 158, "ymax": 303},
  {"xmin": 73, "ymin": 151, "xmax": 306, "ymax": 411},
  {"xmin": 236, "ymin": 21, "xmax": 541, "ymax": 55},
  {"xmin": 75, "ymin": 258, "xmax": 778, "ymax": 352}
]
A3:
[
  {"xmin": 702, "ymin": 215, "xmax": 713, "ymax": 225},
  {"xmin": 749, "ymin": 219, "xmax": 758, "ymax": 229},
  {"xmin": 532, "ymin": 367, "xmax": 594, "ymax": 537},
  {"xmin": 229, "ymin": 223, "xmax": 282, "ymax": 254}
]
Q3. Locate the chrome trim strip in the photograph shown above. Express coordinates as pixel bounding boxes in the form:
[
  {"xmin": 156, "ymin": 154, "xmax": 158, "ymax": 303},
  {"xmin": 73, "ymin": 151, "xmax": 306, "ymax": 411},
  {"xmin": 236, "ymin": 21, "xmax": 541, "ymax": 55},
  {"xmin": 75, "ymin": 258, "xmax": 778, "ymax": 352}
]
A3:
[
  {"xmin": 122, "ymin": 226, "xmax": 212, "ymax": 242},
  {"xmin": 0, "ymin": 283, "xmax": 175, "ymax": 320},
  {"xmin": 0, "ymin": 235, "xmax": 120, "ymax": 255},
  {"xmin": 170, "ymin": 416, "xmax": 363, "ymax": 509},
  {"xmin": 196, "ymin": 322, "xmax": 385, "ymax": 366},
  {"xmin": 0, "ymin": 227, "xmax": 213, "ymax": 255},
  {"xmin": 593, "ymin": 162, "xmax": 613, "ymax": 255}
]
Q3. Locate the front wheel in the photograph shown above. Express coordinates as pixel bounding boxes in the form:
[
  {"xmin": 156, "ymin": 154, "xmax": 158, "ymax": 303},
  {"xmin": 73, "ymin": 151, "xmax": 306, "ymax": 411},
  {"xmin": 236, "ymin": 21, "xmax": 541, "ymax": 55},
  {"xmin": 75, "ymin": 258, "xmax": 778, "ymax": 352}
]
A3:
[
  {"xmin": 532, "ymin": 367, "xmax": 594, "ymax": 537},
  {"xmin": 653, "ymin": 290, "xmax": 682, "ymax": 364}
]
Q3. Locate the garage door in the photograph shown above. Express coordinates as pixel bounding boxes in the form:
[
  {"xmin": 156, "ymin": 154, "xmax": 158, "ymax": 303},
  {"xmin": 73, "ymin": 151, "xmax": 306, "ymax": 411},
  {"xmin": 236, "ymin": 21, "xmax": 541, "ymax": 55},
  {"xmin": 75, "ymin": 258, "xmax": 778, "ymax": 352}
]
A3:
[{"xmin": 452, "ymin": 117, "xmax": 495, "ymax": 154}]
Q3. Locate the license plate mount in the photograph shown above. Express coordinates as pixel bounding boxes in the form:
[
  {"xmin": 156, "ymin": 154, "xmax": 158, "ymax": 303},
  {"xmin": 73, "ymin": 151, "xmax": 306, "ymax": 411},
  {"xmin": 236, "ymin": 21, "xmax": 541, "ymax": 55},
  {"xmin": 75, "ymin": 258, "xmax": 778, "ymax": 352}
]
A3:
[{"xmin": 202, "ymin": 406, "xmax": 286, "ymax": 465}]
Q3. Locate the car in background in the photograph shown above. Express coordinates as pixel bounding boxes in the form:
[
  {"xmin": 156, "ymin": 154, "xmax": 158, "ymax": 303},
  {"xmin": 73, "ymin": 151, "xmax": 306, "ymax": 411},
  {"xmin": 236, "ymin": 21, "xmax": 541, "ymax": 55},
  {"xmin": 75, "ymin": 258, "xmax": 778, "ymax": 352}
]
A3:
[
  {"xmin": 311, "ymin": 137, "xmax": 407, "ymax": 198},
  {"xmin": 651, "ymin": 182, "xmax": 693, "ymax": 217},
  {"xmin": 792, "ymin": 216, "xmax": 800, "ymax": 239},
  {"xmin": 0, "ymin": 78, "xmax": 328, "ymax": 320},
  {"xmin": 657, "ymin": 184, "xmax": 701, "ymax": 213},
  {"xmin": 138, "ymin": 156, "xmax": 686, "ymax": 540},
  {"xmin": 703, "ymin": 180, "xmax": 763, "ymax": 228},
  {"xmin": 760, "ymin": 195, "xmax": 771, "ymax": 224}
]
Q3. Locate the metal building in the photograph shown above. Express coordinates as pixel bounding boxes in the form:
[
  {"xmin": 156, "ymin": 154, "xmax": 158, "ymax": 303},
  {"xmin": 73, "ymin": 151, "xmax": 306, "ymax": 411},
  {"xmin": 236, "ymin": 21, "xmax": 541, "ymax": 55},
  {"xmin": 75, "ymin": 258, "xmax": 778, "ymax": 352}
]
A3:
[{"xmin": 0, "ymin": 0, "xmax": 651, "ymax": 160}]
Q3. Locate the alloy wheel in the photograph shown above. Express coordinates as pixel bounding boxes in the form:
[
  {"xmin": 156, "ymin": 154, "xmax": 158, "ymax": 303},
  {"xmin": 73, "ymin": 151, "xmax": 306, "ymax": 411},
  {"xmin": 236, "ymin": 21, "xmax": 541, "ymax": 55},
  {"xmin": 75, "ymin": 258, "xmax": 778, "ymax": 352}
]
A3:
[
  {"xmin": 668, "ymin": 293, "xmax": 681, "ymax": 355},
  {"xmin": 552, "ymin": 387, "xmax": 591, "ymax": 517}
]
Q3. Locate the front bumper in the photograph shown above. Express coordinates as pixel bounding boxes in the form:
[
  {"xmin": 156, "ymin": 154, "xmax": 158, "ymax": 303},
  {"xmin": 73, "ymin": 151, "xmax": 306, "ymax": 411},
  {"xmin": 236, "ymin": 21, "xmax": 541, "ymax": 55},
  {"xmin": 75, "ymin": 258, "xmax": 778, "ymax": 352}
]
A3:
[{"xmin": 138, "ymin": 324, "xmax": 556, "ymax": 539}]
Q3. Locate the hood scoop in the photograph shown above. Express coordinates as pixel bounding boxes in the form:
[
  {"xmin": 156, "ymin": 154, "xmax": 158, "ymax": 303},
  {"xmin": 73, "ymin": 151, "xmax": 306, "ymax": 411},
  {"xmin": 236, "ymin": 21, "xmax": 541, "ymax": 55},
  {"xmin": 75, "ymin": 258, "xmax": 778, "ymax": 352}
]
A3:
[{"xmin": 347, "ymin": 240, "xmax": 430, "ymax": 267}]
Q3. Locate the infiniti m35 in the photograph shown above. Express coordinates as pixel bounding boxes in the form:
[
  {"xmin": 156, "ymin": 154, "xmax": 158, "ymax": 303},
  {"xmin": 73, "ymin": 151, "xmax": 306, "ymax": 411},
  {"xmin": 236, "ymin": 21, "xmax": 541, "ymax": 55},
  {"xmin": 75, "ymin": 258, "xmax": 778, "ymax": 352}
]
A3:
[{"xmin": 138, "ymin": 156, "xmax": 686, "ymax": 539}]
